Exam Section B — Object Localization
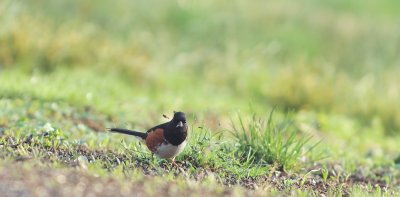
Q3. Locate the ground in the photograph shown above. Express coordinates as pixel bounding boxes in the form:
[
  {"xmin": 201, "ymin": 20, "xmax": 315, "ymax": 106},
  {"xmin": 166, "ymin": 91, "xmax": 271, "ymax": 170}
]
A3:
[{"xmin": 1, "ymin": 0, "xmax": 400, "ymax": 196}]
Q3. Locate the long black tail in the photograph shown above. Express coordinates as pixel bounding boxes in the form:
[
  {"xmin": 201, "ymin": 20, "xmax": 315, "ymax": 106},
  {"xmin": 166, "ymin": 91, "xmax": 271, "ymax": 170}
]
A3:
[{"xmin": 107, "ymin": 128, "xmax": 147, "ymax": 139}]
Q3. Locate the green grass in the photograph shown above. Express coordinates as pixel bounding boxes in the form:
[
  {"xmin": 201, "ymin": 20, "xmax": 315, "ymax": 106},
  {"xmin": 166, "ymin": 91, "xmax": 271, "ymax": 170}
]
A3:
[
  {"xmin": 2, "ymin": 0, "xmax": 400, "ymax": 133},
  {"xmin": 1, "ymin": 0, "xmax": 400, "ymax": 196},
  {"xmin": 0, "ymin": 92, "xmax": 399, "ymax": 196},
  {"xmin": 231, "ymin": 110, "xmax": 320, "ymax": 170}
]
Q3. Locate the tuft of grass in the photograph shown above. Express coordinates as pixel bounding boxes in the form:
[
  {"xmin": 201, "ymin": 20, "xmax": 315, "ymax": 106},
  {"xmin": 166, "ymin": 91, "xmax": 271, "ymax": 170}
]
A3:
[{"xmin": 231, "ymin": 110, "xmax": 320, "ymax": 170}]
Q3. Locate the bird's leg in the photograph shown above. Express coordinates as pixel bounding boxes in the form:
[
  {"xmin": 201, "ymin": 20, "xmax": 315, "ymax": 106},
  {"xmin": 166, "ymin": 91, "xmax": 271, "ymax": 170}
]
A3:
[
  {"xmin": 151, "ymin": 153, "xmax": 157, "ymax": 166},
  {"xmin": 171, "ymin": 157, "xmax": 185, "ymax": 173},
  {"xmin": 171, "ymin": 157, "xmax": 178, "ymax": 167}
]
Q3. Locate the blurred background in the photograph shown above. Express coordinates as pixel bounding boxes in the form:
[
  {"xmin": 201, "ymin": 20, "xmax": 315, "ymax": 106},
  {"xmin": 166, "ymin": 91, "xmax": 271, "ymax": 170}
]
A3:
[{"xmin": 0, "ymin": 0, "xmax": 399, "ymax": 159}]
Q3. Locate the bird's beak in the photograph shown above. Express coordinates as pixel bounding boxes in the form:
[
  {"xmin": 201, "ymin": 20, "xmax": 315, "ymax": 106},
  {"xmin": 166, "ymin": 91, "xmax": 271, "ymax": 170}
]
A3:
[{"xmin": 176, "ymin": 121, "xmax": 183, "ymax": 128}]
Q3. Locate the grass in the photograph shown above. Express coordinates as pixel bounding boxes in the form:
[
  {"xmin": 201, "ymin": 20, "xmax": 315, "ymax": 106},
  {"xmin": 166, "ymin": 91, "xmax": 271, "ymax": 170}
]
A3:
[
  {"xmin": 231, "ymin": 110, "xmax": 320, "ymax": 170},
  {"xmin": 1, "ymin": 0, "xmax": 400, "ymax": 196},
  {"xmin": 1, "ymin": 0, "xmax": 400, "ymax": 133},
  {"xmin": 0, "ymin": 95, "xmax": 399, "ymax": 196}
]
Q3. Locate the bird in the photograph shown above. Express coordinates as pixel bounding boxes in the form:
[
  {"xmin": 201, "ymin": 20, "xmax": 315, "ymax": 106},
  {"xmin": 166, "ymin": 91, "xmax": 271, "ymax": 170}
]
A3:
[{"xmin": 108, "ymin": 111, "xmax": 188, "ymax": 165}]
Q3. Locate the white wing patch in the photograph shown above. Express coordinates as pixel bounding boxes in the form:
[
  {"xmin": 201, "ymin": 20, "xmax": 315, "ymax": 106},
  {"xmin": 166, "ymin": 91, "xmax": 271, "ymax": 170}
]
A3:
[{"xmin": 155, "ymin": 140, "xmax": 187, "ymax": 159}]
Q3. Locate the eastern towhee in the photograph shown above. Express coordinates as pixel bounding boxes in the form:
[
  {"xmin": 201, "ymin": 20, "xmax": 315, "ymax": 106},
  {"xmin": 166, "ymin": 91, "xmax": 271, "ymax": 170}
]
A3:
[{"xmin": 108, "ymin": 112, "xmax": 188, "ymax": 164}]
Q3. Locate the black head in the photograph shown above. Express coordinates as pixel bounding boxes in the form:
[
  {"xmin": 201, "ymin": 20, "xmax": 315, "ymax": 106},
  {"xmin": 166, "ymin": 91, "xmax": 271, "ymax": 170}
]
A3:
[
  {"xmin": 164, "ymin": 111, "xmax": 188, "ymax": 145},
  {"xmin": 172, "ymin": 111, "xmax": 186, "ymax": 126}
]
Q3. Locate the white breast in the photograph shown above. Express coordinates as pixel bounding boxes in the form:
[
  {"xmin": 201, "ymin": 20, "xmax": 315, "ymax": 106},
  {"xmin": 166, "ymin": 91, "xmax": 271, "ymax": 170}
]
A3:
[{"xmin": 155, "ymin": 140, "xmax": 187, "ymax": 158}]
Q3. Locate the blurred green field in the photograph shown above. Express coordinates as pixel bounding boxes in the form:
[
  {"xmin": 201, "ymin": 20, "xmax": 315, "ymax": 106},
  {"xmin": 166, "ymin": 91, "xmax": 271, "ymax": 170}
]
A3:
[
  {"xmin": 1, "ymin": 0, "xmax": 399, "ymax": 133},
  {"xmin": 1, "ymin": 0, "xmax": 400, "ymax": 196}
]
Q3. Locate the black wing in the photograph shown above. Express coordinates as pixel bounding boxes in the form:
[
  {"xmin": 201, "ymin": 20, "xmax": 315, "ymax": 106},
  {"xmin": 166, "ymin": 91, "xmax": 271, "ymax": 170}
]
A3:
[{"xmin": 146, "ymin": 121, "xmax": 169, "ymax": 133}]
